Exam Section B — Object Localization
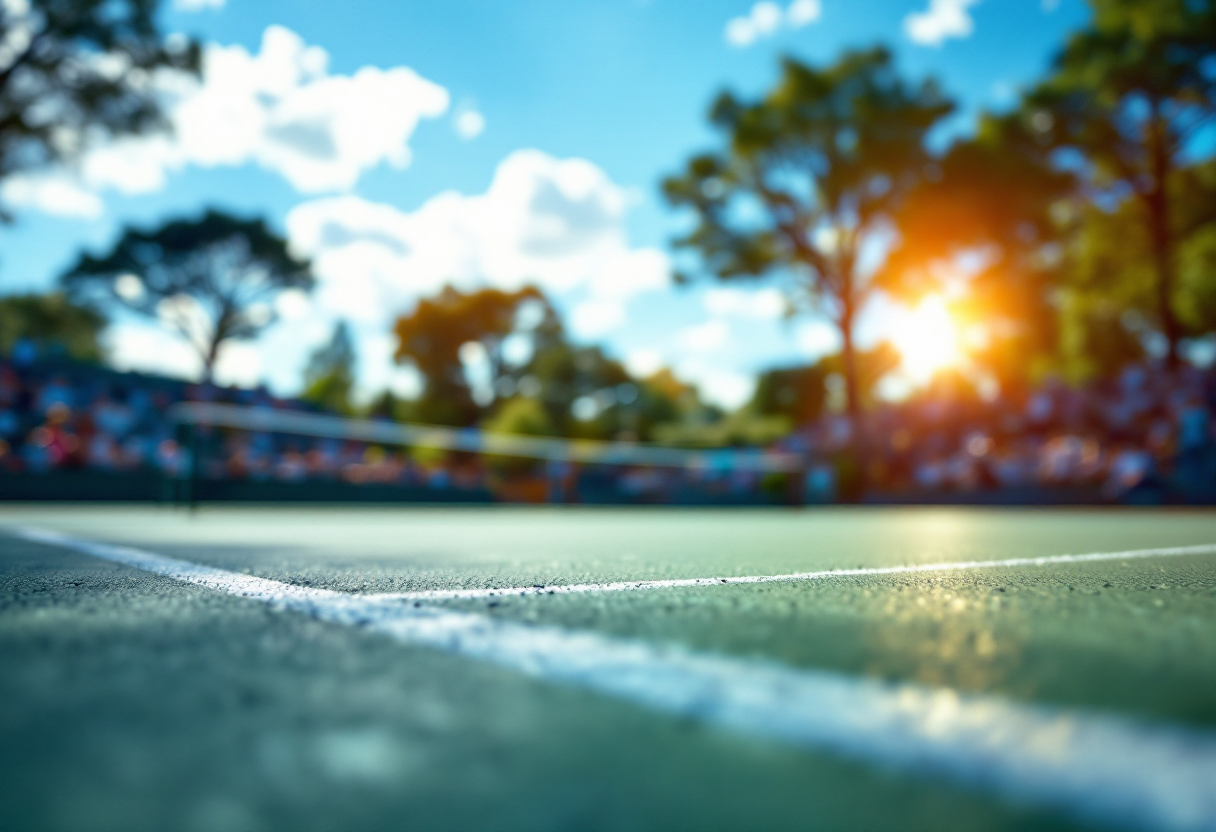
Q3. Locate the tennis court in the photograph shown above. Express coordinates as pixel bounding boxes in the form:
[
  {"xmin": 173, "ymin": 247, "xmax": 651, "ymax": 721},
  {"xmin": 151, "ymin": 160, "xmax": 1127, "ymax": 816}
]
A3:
[{"xmin": 3, "ymin": 506, "xmax": 1216, "ymax": 832}]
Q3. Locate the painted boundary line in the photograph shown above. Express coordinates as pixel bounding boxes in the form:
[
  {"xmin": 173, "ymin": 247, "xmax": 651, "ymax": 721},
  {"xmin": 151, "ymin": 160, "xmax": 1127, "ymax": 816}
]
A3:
[
  {"xmin": 372, "ymin": 543, "xmax": 1216, "ymax": 602},
  {"xmin": 13, "ymin": 526, "xmax": 1216, "ymax": 832}
]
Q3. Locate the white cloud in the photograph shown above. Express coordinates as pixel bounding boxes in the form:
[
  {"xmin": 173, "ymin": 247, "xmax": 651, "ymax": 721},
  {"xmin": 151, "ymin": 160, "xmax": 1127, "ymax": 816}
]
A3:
[
  {"xmin": 703, "ymin": 287, "xmax": 786, "ymax": 320},
  {"xmin": 675, "ymin": 359, "xmax": 755, "ymax": 409},
  {"xmin": 277, "ymin": 149, "xmax": 667, "ymax": 393},
  {"xmin": 175, "ymin": 0, "xmax": 225, "ymax": 10},
  {"xmin": 3, "ymin": 25, "xmax": 449, "ymax": 216},
  {"xmin": 454, "ymin": 110, "xmax": 486, "ymax": 140},
  {"xmin": 624, "ymin": 348, "xmax": 664, "ymax": 379},
  {"xmin": 725, "ymin": 0, "xmax": 820, "ymax": 48},
  {"xmin": 104, "ymin": 323, "xmax": 200, "ymax": 381},
  {"xmin": 786, "ymin": 0, "xmax": 822, "ymax": 27},
  {"xmin": 904, "ymin": 0, "xmax": 981, "ymax": 47},
  {"xmin": 677, "ymin": 319, "xmax": 730, "ymax": 353},
  {"xmin": 795, "ymin": 320, "xmax": 840, "ymax": 357},
  {"xmin": 0, "ymin": 174, "xmax": 103, "ymax": 219},
  {"xmin": 103, "ymin": 320, "xmax": 260, "ymax": 388},
  {"xmin": 570, "ymin": 300, "xmax": 625, "ymax": 339},
  {"xmin": 286, "ymin": 149, "xmax": 668, "ymax": 328}
]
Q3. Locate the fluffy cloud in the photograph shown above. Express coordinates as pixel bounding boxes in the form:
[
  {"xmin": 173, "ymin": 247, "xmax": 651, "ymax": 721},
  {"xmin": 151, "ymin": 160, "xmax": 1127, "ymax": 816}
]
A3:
[
  {"xmin": 285, "ymin": 149, "xmax": 668, "ymax": 327},
  {"xmin": 703, "ymin": 287, "xmax": 786, "ymax": 320},
  {"xmin": 904, "ymin": 0, "xmax": 981, "ymax": 47},
  {"xmin": 725, "ymin": 0, "xmax": 820, "ymax": 48},
  {"xmin": 570, "ymin": 300, "xmax": 626, "ymax": 339},
  {"xmin": 257, "ymin": 149, "xmax": 667, "ymax": 396},
  {"xmin": 677, "ymin": 319, "xmax": 730, "ymax": 353},
  {"xmin": 174, "ymin": 0, "xmax": 225, "ymax": 10},
  {"xmin": 3, "ymin": 26, "xmax": 449, "ymax": 216},
  {"xmin": 104, "ymin": 321, "xmax": 262, "ymax": 388},
  {"xmin": 454, "ymin": 109, "xmax": 486, "ymax": 140},
  {"xmin": 0, "ymin": 174, "xmax": 103, "ymax": 219},
  {"xmin": 795, "ymin": 320, "xmax": 840, "ymax": 356},
  {"xmin": 674, "ymin": 358, "xmax": 756, "ymax": 409}
]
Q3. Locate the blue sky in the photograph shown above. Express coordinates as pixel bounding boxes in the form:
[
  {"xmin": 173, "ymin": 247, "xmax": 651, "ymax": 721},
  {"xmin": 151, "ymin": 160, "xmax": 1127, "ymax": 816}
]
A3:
[{"xmin": 0, "ymin": 0, "xmax": 1090, "ymax": 407}]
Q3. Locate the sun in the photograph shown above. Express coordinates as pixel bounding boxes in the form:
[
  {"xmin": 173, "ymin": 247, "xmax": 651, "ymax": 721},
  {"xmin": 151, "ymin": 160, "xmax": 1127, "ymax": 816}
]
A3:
[{"xmin": 891, "ymin": 295, "xmax": 964, "ymax": 381}]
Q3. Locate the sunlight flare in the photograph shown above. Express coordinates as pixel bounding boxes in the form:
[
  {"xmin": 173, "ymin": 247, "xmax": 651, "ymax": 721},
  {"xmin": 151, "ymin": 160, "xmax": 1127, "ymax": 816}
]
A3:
[{"xmin": 892, "ymin": 295, "xmax": 964, "ymax": 381}]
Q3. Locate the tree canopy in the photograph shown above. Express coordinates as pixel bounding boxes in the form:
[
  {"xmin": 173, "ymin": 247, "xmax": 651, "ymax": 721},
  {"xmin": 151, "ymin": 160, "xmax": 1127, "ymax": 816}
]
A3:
[
  {"xmin": 663, "ymin": 47, "xmax": 953, "ymax": 425},
  {"xmin": 393, "ymin": 285, "xmax": 544, "ymax": 427},
  {"xmin": 1025, "ymin": 0, "xmax": 1216, "ymax": 365},
  {"xmin": 60, "ymin": 209, "xmax": 313, "ymax": 381},
  {"xmin": 0, "ymin": 290, "xmax": 104, "ymax": 360},
  {"xmin": 0, "ymin": 0, "xmax": 199, "ymax": 210}
]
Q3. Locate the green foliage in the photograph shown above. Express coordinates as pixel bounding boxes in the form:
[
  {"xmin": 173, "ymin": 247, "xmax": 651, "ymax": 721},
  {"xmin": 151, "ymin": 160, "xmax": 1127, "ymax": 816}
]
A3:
[
  {"xmin": 751, "ymin": 364, "xmax": 827, "ymax": 425},
  {"xmin": 663, "ymin": 48, "xmax": 953, "ymax": 419},
  {"xmin": 483, "ymin": 396, "xmax": 557, "ymax": 438},
  {"xmin": 0, "ymin": 0, "xmax": 200, "ymax": 208},
  {"xmin": 651, "ymin": 409, "xmax": 791, "ymax": 449},
  {"xmin": 300, "ymin": 322, "xmax": 355, "ymax": 415},
  {"xmin": 1024, "ymin": 0, "xmax": 1216, "ymax": 363},
  {"xmin": 0, "ymin": 291, "xmax": 104, "ymax": 360},
  {"xmin": 60, "ymin": 209, "xmax": 312, "ymax": 381}
]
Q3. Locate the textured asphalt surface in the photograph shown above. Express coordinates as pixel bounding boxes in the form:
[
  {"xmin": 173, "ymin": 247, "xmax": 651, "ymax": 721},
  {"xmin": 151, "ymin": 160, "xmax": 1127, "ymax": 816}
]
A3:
[{"xmin": 3, "ymin": 506, "xmax": 1216, "ymax": 832}]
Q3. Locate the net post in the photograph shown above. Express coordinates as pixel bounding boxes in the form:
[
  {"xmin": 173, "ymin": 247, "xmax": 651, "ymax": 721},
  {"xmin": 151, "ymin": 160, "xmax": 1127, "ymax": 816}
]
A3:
[{"xmin": 187, "ymin": 420, "xmax": 201, "ymax": 513}]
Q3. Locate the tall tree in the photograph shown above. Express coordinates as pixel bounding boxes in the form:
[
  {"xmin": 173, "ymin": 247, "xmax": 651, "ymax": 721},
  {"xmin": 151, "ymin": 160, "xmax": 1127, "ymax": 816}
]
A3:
[
  {"xmin": 1027, "ymin": 0, "xmax": 1216, "ymax": 366},
  {"xmin": 393, "ymin": 285, "xmax": 543, "ymax": 427},
  {"xmin": 60, "ymin": 210, "xmax": 313, "ymax": 382},
  {"xmin": 301, "ymin": 321, "xmax": 355, "ymax": 415},
  {"xmin": 0, "ymin": 0, "xmax": 199, "ymax": 211},
  {"xmin": 663, "ymin": 48, "xmax": 952, "ymax": 445}
]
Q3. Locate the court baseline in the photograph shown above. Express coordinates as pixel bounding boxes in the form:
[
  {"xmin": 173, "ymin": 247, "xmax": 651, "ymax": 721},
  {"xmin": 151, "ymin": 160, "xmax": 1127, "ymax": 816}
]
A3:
[{"xmin": 370, "ymin": 543, "xmax": 1216, "ymax": 602}]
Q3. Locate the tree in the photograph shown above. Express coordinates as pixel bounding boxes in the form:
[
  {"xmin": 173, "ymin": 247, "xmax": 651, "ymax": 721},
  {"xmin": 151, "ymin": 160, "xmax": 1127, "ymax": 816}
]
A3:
[
  {"xmin": 0, "ymin": 290, "xmax": 104, "ymax": 360},
  {"xmin": 60, "ymin": 209, "xmax": 313, "ymax": 382},
  {"xmin": 393, "ymin": 285, "xmax": 543, "ymax": 426},
  {"xmin": 492, "ymin": 305, "xmax": 690, "ymax": 442},
  {"xmin": 663, "ymin": 48, "xmax": 952, "ymax": 447},
  {"xmin": 1026, "ymin": 0, "xmax": 1216, "ymax": 366},
  {"xmin": 301, "ymin": 321, "xmax": 355, "ymax": 415},
  {"xmin": 0, "ymin": 0, "xmax": 199, "ymax": 212},
  {"xmin": 886, "ymin": 112, "xmax": 1075, "ymax": 392},
  {"xmin": 751, "ymin": 363, "xmax": 828, "ymax": 426}
]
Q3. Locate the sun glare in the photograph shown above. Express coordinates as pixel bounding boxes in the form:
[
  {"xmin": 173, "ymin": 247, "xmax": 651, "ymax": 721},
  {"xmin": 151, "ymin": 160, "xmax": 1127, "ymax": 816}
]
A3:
[{"xmin": 892, "ymin": 296, "xmax": 964, "ymax": 382}]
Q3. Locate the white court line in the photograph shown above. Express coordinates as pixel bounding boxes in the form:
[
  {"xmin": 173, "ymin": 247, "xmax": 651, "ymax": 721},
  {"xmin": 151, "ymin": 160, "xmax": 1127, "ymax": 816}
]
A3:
[
  {"xmin": 371, "ymin": 543, "xmax": 1216, "ymax": 602},
  {"xmin": 13, "ymin": 526, "xmax": 1216, "ymax": 831}
]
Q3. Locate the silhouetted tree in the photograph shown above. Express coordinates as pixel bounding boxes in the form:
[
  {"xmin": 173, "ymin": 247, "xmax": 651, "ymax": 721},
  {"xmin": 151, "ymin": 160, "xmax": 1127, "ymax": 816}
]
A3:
[
  {"xmin": 0, "ymin": 0, "xmax": 199, "ymax": 211},
  {"xmin": 663, "ymin": 48, "xmax": 952, "ymax": 455},
  {"xmin": 60, "ymin": 210, "xmax": 313, "ymax": 382}
]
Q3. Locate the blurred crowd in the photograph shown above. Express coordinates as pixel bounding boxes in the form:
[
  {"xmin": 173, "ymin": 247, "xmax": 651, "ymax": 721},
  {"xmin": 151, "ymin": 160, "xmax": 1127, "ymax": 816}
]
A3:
[
  {"xmin": 795, "ymin": 362, "xmax": 1216, "ymax": 503},
  {"xmin": 0, "ymin": 347, "xmax": 498, "ymax": 494},
  {"xmin": 3, "ymin": 343, "xmax": 1215, "ymax": 504}
]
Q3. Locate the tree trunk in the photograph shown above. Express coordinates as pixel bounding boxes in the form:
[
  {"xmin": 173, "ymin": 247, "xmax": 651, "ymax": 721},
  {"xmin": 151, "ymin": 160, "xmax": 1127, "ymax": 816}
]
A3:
[
  {"xmin": 839, "ymin": 293, "xmax": 867, "ymax": 498},
  {"xmin": 202, "ymin": 335, "xmax": 221, "ymax": 385}
]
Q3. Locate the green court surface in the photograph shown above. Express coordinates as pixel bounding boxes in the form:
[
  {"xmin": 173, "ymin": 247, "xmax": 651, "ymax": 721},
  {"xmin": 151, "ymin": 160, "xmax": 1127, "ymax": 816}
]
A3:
[{"xmin": 2, "ymin": 506, "xmax": 1216, "ymax": 832}]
